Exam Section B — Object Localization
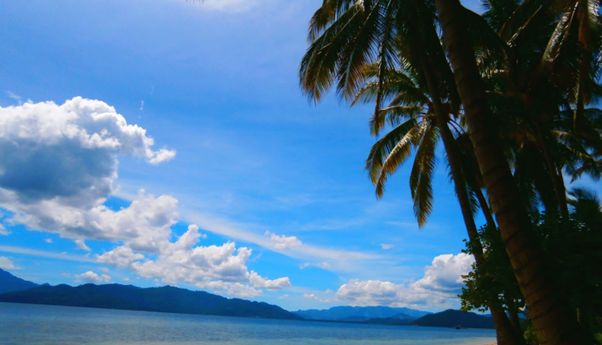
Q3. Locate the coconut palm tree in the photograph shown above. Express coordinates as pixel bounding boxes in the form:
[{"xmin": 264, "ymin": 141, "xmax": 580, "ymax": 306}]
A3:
[
  {"xmin": 475, "ymin": 0, "xmax": 601, "ymax": 219},
  {"xmin": 300, "ymin": 2, "xmax": 522, "ymax": 344},
  {"xmin": 357, "ymin": 63, "xmax": 524, "ymax": 345},
  {"xmin": 433, "ymin": 0, "xmax": 587, "ymax": 344}
]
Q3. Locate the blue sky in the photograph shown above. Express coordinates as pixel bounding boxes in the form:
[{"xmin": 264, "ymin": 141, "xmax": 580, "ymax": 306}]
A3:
[{"xmin": 1, "ymin": 0, "xmax": 591, "ymax": 312}]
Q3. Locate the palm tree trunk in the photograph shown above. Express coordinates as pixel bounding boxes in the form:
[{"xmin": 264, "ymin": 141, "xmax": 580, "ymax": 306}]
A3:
[
  {"xmin": 423, "ymin": 67, "xmax": 523, "ymax": 345},
  {"xmin": 439, "ymin": 117, "xmax": 524, "ymax": 345},
  {"xmin": 434, "ymin": 1, "xmax": 585, "ymax": 344}
]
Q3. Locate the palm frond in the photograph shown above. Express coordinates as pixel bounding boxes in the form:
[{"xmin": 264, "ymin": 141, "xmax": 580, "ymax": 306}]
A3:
[
  {"xmin": 366, "ymin": 118, "xmax": 419, "ymax": 197},
  {"xmin": 409, "ymin": 122, "xmax": 438, "ymax": 227},
  {"xmin": 300, "ymin": 3, "xmax": 366, "ymax": 101}
]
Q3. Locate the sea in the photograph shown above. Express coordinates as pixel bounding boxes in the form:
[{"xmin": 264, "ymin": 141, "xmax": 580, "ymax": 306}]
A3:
[{"xmin": 0, "ymin": 302, "xmax": 495, "ymax": 345}]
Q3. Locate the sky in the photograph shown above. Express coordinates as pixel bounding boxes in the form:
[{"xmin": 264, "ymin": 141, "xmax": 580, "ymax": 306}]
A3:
[{"xmin": 0, "ymin": 0, "xmax": 593, "ymax": 312}]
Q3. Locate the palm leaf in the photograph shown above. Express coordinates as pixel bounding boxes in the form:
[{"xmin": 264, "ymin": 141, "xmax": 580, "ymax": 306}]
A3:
[
  {"xmin": 366, "ymin": 118, "xmax": 419, "ymax": 197},
  {"xmin": 409, "ymin": 122, "xmax": 438, "ymax": 226},
  {"xmin": 300, "ymin": 3, "xmax": 366, "ymax": 100}
]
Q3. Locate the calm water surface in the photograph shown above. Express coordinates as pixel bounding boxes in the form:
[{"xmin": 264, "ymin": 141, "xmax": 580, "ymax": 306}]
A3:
[{"xmin": 0, "ymin": 302, "xmax": 495, "ymax": 345}]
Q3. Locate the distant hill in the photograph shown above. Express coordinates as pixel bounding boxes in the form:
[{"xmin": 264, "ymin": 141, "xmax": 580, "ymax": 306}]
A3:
[
  {"xmin": 0, "ymin": 283, "xmax": 298, "ymax": 320},
  {"xmin": 0, "ymin": 269, "xmax": 491, "ymax": 328},
  {"xmin": 413, "ymin": 309, "xmax": 494, "ymax": 329},
  {"xmin": 295, "ymin": 306, "xmax": 430, "ymax": 322},
  {"xmin": 0, "ymin": 269, "xmax": 38, "ymax": 294}
]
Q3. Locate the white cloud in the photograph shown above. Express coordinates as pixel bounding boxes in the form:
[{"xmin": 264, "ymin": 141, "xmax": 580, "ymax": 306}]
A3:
[
  {"xmin": 0, "ymin": 245, "xmax": 95, "ymax": 263},
  {"xmin": 97, "ymin": 246, "xmax": 144, "ymax": 269},
  {"xmin": 0, "ymin": 224, "xmax": 9, "ymax": 236},
  {"xmin": 190, "ymin": 0, "xmax": 259, "ymax": 12},
  {"xmin": 99, "ymin": 225, "xmax": 291, "ymax": 297},
  {"xmin": 380, "ymin": 243, "xmax": 394, "ymax": 250},
  {"xmin": 44, "ymin": 238, "xmax": 53, "ymax": 244},
  {"xmin": 0, "ymin": 97, "xmax": 174, "ymax": 203},
  {"xmin": 303, "ymin": 292, "xmax": 334, "ymax": 304},
  {"xmin": 0, "ymin": 256, "xmax": 18, "ymax": 270},
  {"xmin": 0, "ymin": 97, "xmax": 386, "ymax": 296},
  {"xmin": 1, "ymin": 189, "xmax": 178, "ymax": 253},
  {"xmin": 0, "ymin": 98, "xmax": 176, "ymax": 247},
  {"xmin": 265, "ymin": 231, "xmax": 302, "ymax": 250},
  {"xmin": 184, "ymin": 211, "xmax": 381, "ymax": 275},
  {"xmin": 299, "ymin": 261, "xmax": 331, "ymax": 270},
  {"xmin": 413, "ymin": 253, "xmax": 474, "ymax": 294},
  {"xmin": 336, "ymin": 280, "xmax": 421, "ymax": 307},
  {"xmin": 335, "ymin": 253, "xmax": 474, "ymax": 309},
  {"xmin": 5, "ymin": 91, "xmax": 22, "ymax": 104},
  {"xmin": 0, "ymin": 97, "xmax": 292, "ymax": 298},
  {"xmin": 77, "ymin": 270, "xmax": 111, "ymax": 284},
  {"xmin": 75, "ymin": 239, "xmax": 90, "ymax": 251}
]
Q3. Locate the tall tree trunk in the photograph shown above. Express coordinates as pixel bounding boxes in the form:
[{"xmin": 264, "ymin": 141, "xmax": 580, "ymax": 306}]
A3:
[
  {"xmin": 434, "ymin": 1, "xmax": 586, "ymax": 344},
  {"xmin": 423, "ymin": 67, "xmax": 523, "ymax": 345},
  {"xmin": 439, "ymin": 116, "xmax": 524, "ymax": 345}
]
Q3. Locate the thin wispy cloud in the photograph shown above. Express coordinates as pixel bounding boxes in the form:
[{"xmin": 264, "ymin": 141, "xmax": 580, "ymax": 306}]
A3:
[
  {"xmin": 185, "ymin": 0, "xmax": 261, "ymax": 12},
  {"xmin": 0, "ymin": 224, "xmax": 9, "ymax": 236},
  {"xmin": 0, "ymin": 256, "xmax": 19, "ymax": 270},
  {"xmin": 183, "ymin": 210, "xmax": 382, "ymax": 275},
  {"xmin": 5, "ymin": 90, "xmax": 22, "ymax": 104},
  {"xmin": 0, "ymin": 245, "xmax": 95, "ymax": 263}
]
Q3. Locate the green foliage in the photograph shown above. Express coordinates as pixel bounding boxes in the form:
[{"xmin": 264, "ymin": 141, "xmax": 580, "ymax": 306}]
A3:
[
  {"xmin": 460, "ymin": 189, "xmax": 602, "ymax": 343},
  {"xmin": 460, "ymin": 225, "xmax": 523, "ymax": 314}
]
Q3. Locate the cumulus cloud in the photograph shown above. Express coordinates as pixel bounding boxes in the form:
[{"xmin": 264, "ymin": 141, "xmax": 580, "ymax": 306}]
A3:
[
  {"xmin": 413, "ymin": 253, "xmax": 474, "ymax": 294},
  {"xmin": 335, "ymin": 253, "xmax": 474, "ymax": 309},
  {"xmin": 0, "ymin": 97, "xmax": 174, "ymax": 204},
  {"xmin": 97, "ymin": 246, "xmax": 145, "ymax": 269},
  {"xmin": 0, "ymin": 186, "xmax": 178, "ymax": 253},
  {"xmin": 337, "ymin": 280, "xmax": 407, "ymax": 306},
  {"xmin": 0, "ymin": 256, "xmax": 18, "ymax": 270},
  {"xmin": 77, "ymin": 270, "xmax": 111, "ymax": 284},
  {"xmin": 265, "ymin": 231, "xmax": 302, "ymax": 250},
  {"xmin": 0, "ymin": 98, "xmax": 176, "ymax": 247},
  {"xmin": 303, "ymin": 292, "xmax": 334, "ymax": 304},
  {"xmin": 99, "ymin": 225, "xmax": 291, "ymax": 297},
  {"xmin": 0, "ymin": 97, "xmax": 291, "ymax": 298}
]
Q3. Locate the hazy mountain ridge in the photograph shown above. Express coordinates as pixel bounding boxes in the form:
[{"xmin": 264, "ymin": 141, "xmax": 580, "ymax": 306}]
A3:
[
  {"xmin": 412, "ymin": 309, "xmax": 494, "ymax": 329},
  {"xmin": 0, "ymin": 271, "xmax": 298, "ymax": 320},
  {"xmin": 0, "ymin": 269, "xmax": 38, "ymax": 294},
  {"xmin": 295, "ymin": 306, "xmax": 430, "ymax": 322},
  {"xmin": 0, "ymin": 269, "xmax": 493, "ymax": 328}
]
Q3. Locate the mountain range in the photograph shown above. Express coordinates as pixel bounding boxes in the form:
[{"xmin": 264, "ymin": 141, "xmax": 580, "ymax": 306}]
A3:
[
  {"xmin": 0, "ymin": 269, "xmax": 493, "ymax": 328},
  {"xmin": 0, "ymin": 281, "xmax": 298, "ymax": 319},
  {"xmin": 295, "ymin": 306, "xmax": 430, "ymax": 322},
  {"xmin": 0, "ymin": 268, "xmax": 38, "ymax": 294},
  {"xmin": 413, "ymin": 309, "xmax": 494, "ymax": 329}
]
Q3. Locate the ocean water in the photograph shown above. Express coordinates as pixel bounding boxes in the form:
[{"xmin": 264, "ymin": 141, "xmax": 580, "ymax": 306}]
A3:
[{"xmin": 0, "ymin": 302, "xmax": 495, "ymax": 345}]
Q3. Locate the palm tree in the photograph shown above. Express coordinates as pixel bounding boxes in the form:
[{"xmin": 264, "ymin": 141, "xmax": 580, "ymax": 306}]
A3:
[
  {"xmin": 475, "ymin": 0, "xmax": 601, "ymax": 219},
  {"xmin": 357, "ymin": 63, "xmax": 523, "ymax": 345},
  {"xmin": 300, "ymin": 2, "xmax": 522, "ymax": 344},
  {"xmin": 433, "ymin": 0, "xmax": 586, "ymax": 344}
]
